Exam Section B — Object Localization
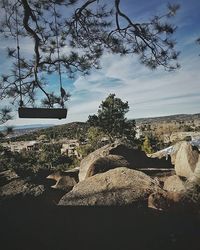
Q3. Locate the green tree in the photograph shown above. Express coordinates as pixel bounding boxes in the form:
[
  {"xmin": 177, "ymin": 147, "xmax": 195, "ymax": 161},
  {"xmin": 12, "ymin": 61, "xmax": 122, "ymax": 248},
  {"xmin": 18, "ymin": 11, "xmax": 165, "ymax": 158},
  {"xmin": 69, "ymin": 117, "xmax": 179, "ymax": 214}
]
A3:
[
  {"xmin": 88, "ymin": 94, "xmax": 135, "ymax": 143},
  {"xmin": 0, "ymin": 107, "xmax": 14, "ymax": 137},
  {"xmin": 141, "ymin": 136, "xmax": 154, "ymax": 154},
  {"xmin": 38, "ymin": 143, "xmax": 62, "ymax": 168},
  {"xmin": 0, "ymin": 107, "xmax": 12, "ymax": 125},
  {"xmin": 87, "ymin": 127, "xmax": 106, "ymax": 148},
  {"xmin": 77, "ymin": 127, "xmax": 106, "ymax": 157},
  {"xmin": 0, "ymin": 1, "xmax": 180, "ymax": 108}
]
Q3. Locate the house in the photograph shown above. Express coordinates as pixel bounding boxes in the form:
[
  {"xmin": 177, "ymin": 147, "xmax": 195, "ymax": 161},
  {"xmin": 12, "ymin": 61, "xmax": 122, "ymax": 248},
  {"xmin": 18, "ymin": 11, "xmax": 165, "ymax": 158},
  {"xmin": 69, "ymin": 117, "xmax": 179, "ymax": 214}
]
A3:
[
  {"xmin": 26, "ymin": 141, "xmax": 39, "ymax": 151},
  {"xmin": 61, "ymin": 140, "xmax": 82, "ymax": 159},
  {"xmin": 1, "ymin": 140, "xmax": 39, "ymax": 152}
]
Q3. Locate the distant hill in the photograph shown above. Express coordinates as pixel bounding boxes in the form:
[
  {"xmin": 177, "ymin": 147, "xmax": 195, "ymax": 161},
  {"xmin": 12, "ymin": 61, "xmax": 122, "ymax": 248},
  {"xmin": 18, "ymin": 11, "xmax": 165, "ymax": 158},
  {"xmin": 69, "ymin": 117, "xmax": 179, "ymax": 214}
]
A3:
[
  {"xmin": 5, "ymin": 113, "xmax": 200, "ymax": 142},
  {"xmin": 8, "ymin": 122, "xmax": 89, "ymax": 141},
  {"xmin": 1, "ymin": 124, "xmax": 54, "ymax": 139},
  {"xmin": 0, "ymin": 124, "xmax": 54, "ymax": 131},
  {"xmin": 135, "ymin": 113, "xmax": 200, "ymax": 124}
]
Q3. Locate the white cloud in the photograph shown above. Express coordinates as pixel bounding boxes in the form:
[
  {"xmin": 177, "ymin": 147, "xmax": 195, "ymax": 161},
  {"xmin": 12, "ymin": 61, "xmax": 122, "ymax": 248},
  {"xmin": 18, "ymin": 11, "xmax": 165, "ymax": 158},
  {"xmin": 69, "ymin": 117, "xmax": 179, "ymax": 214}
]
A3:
[
  {"xmin": 71, "ymin": 49, "xmax": 200, "ymax": 120},
  {"xmin": 1, "ymin": 0, "xmax": 200, "ymax": 128},
  {"xmin": 1, "ymin": 44, "xmax": 200, "ymax": 128}
]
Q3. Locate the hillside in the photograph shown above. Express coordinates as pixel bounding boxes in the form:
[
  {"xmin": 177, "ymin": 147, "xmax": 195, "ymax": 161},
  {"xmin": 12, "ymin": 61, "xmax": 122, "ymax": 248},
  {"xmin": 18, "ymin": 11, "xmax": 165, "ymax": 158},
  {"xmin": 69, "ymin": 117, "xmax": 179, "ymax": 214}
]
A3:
[
  {"xmin": 5, "ymin": 113, "xmax": 200, "ymax": 142},
  {"xmin": 135, "ymin": 113, "xmax": 200, "ymax": 124},
  {"xmin": 9, "ymin": 122, "xmax": 89, "ymax": 141},
  {"xmin": 3, "ymin": 124, "xmax": 54, "ymax": 138}
]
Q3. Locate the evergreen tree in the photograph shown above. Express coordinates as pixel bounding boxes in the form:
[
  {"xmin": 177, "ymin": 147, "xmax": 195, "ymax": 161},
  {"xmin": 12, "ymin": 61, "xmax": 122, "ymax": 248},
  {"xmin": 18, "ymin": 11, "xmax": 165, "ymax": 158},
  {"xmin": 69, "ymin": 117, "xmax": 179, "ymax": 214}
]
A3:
[
  {"xmin": 77, "ymin": 126, "xmax": 106, "ymax": 157},
  {"xmin": 88, "ymin": 94, "xmax": 135, "ymax": 143},
  {"xmin": 0, "ymin": 107, "xmax": 12, "ymax": 124}
]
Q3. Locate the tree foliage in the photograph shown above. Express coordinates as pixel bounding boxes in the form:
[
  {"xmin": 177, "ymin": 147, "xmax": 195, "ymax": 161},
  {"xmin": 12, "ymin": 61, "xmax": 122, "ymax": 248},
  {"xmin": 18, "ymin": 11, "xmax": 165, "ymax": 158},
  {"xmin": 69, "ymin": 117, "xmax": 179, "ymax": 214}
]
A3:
[
  {"xmin": 141, "ymin": 136, "xmax": 154, "ymax": 154},
  {"xmin": 77, "ymin": 126, "xmax": 107, "ymax": 157},
  {"xmin": 0, "ymin": 0, "xmax": 180, "ymax": 108},
  {"xmin": 0, "ymin": 107, "xmax": 12, "ymax": 124},
  {"xmin": 197, "ymin": 37, "xmax": 200, "ymax": 56},
  {"xmin": 0, "ymin": 142, "xmax": 72, "ymax": 173},
  {"xmin": 88, "ymin": 93, "xmax": 135, "ymax": 143},
  {"xmin": 0, "ymin": 107, "xmax": 13, "ymax": 133}
]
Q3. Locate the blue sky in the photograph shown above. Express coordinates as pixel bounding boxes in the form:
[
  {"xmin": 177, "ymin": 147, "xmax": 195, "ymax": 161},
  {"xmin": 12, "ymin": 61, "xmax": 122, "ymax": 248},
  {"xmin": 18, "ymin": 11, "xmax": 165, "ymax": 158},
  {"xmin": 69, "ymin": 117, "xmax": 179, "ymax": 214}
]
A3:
[{"xmin": 0, "ymin": 0, "xmax": 200, "ymax": 127}]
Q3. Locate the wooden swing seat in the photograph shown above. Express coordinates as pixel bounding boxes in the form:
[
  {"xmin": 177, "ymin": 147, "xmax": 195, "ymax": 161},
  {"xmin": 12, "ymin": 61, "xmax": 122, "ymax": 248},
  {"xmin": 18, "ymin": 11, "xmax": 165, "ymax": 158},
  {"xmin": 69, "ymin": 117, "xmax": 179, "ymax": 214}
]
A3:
[{"xmin": 18, "ymin": 107, "xmax": 67, "ymax": 119}]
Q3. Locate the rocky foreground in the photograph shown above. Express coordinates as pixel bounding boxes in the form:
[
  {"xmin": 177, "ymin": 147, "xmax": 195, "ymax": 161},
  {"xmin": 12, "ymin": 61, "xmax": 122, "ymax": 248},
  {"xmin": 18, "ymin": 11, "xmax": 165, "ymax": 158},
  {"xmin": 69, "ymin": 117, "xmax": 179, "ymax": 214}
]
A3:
[
  {"xmin": 1, "ymin": 141, "xmax": 200, "ymax": 208},
  {"xmin": 1, "ymin": 141, "xmax": 200, "ymax": 249}
]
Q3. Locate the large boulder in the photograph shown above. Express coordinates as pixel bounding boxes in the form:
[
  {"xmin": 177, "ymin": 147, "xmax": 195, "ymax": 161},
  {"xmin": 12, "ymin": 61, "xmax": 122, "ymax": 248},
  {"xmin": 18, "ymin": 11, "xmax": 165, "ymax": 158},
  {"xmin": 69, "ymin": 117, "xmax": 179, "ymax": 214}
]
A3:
[
  {"xmin": 0, "ymin": 177, "xmax": 67, "ymax": 206},
  {"xmin": 0, "ymin": 179, "xmax": 45, "ymax": 201},
  {"xmin": 85, "ymin": 155, "xmax": 130, "ymax": 178},
  {"xmin": 79, "ymin": 143, "xmax": 172, "ymax": 181},
  {"xmin": 148, "ymin": 191, "xmax": 183, "ymax": 211},
  {"xmin": 163, "ymin": 175, "xmax": 186, "ymax": 193},
  {"xmin": 148, "ymin": 141, "xmax": 200, "ymax": 180},
  {"xmin": 59, "ymin": 167, "xmax": 161, "ymax": 206},
  {"xmin": 79, "ymin": 144, "xmax": 113, "ymax": 181},
  {"xmin": 189, "ymin": 165, "xmax": 200, "ymax": 184},
  {"xmin": 148, "ymin": 182, "xmax": 200, "ymax": 212},
  {"xmin": 172, "ymin": 141, "xmax": 200, "ymax": 178},
  {"xmin": 47, "ymin": 170, "xmax": 77, "ymax": 192}
]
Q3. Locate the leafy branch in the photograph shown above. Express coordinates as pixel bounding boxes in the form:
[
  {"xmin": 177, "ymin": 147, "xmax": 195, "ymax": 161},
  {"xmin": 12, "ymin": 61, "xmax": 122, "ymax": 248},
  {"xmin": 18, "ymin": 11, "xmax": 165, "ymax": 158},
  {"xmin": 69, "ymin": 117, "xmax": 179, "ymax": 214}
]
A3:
[{"xmin": 0, "ymin": 0, "xmax": 180, "ymax": 108}]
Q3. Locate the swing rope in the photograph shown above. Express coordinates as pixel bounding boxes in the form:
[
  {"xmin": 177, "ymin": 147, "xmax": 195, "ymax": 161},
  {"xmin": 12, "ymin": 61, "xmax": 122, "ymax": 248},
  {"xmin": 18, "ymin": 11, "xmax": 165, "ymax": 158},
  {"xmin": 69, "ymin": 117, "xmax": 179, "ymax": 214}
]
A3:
[
  {"xmin": 15, "ymin": 2, "xmax": 23, "ymax": 107},
  {"xmin": 53, "ymin": 3, "xmax": 64, "ymax": 108},
  {"xmin": 16, "ymin": 2, "xmax": 66, "ymax": 111}
]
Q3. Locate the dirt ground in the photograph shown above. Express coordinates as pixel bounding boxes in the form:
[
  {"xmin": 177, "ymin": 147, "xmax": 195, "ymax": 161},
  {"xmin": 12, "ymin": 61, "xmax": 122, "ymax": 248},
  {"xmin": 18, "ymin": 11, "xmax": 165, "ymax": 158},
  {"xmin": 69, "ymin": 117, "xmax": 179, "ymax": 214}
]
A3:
[{"xmin": 0, "ymin": 200, "xmax": 200, "ymax": 250}]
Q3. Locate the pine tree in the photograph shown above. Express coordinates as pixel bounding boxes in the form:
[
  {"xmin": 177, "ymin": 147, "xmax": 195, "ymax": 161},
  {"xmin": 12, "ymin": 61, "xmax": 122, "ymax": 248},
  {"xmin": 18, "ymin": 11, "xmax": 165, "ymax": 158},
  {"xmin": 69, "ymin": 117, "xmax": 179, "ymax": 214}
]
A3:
[
  {"xmin": 88, "ymin": 94, "xmax": 135, "ymax": 143},
  {"xmin": 0, "ymin": 1, "xmax": 180, "ymax": 108}
]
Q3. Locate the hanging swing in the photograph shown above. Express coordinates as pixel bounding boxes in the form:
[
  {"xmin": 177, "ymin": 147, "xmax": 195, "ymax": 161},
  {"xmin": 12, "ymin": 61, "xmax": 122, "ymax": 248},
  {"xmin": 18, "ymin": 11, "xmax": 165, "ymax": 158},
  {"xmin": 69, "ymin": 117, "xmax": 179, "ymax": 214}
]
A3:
[
  {"xmin": 18, "ymin": 107, "xmax": 67, "ymax": 119},
  {"xmin": 17, "ymin": 4, "xmax": 67, "ymax": 119}
]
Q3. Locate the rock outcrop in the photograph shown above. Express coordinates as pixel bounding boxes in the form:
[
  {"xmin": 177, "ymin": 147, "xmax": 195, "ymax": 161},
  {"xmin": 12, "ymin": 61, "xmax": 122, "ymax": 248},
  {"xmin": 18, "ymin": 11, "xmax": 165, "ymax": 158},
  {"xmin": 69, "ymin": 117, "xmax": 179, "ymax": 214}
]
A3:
[
  {"xmin": 59, "ymin": 167, "xmax": 161, "ymax": 206},
  {"xmin": 79, "ymin": 143, "xmax": 173, "ymax": 181},
  {"xmin": 0, "ymin": 170, "xmax": 46, "ymax": 202},
  {"xmin": 46, "ymin": 170, "xmax": 78, "ymax": 191},
  {"xmin": 148, "ymin": 191, "xmax": 182, "ymax": 211},
  {"xmin": 150, "ymin": 141, "xmax": 200, "ymax": 180},
  {"xmin": 0, "ymin": 179, "xmax": 45, "ymax": 200},
  {"xmin": 0, "ymin": 169, "xmax": 68, "ymax": 205},
  {"xmin": 85, "ymin": 155, "xmax": 130, "ymax": 178},
  {"xmin": 163, "ymin": 175, "xmax": 186, "ymax": 193},
  {"xmin": 0, "ymin": 169, "xmax": 19, "ymax": 186},
  {"xmin": 172, "ymin": 142, "xmax": 199, "ymax": 178}
]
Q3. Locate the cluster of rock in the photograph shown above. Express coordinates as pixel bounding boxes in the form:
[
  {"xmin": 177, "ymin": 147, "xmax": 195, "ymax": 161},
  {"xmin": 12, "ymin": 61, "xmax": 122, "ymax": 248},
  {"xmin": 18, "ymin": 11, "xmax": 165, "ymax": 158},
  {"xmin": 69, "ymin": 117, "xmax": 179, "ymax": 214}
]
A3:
[
  {"xmin": 148, "ymin": 141, "xmax": 200, "ymax": 210},
  {"xmin": 1, "ymin": 141, "xmax": 200, "ymax": 210},
  {"xmin": 59, "ymin": 141, "xmax": 200, "ymax": 209},
  {"xmin": 59, "ymin": 167, "xmax": 161, "ymax": 206},
  {"xmin": 46, "ymin": 168, "xmax": 79, "ymax": 192},
  {"xmin": 78, "ymin": 143, "xmax": 172, "ymax": 181},
  {"xmin": 0, "ymin": 170, "xmax": 45, "ymax": 202},
  {"xmin": 0, "ymin": 169, "xmax": 66, "ymax": 205},
  {"xmin": 149, "ymin": 141, "xmax": 200, "ymax": 180}
]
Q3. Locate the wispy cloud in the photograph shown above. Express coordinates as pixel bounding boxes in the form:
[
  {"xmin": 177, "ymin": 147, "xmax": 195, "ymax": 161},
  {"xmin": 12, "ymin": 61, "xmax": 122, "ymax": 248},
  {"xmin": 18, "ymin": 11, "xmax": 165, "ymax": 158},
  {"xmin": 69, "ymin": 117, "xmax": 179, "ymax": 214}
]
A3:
[
  {"xmin": 1, "ymin": 0, "xmax": 200, "ymax": 127},
  {"xmin": 71, "ymin": 46, "xmax": 200, "ymax": 119}
]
